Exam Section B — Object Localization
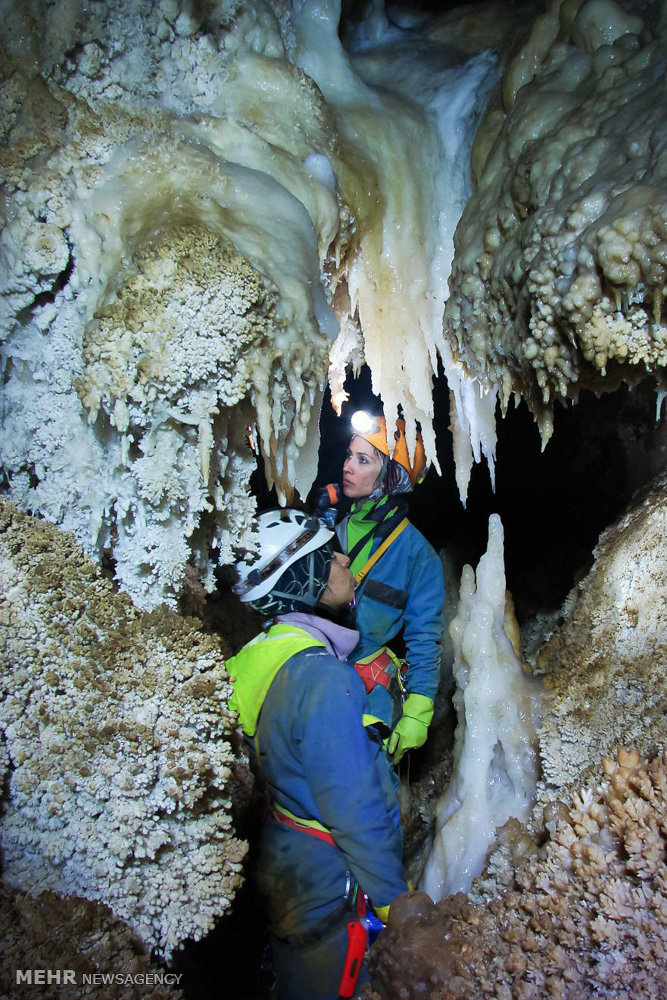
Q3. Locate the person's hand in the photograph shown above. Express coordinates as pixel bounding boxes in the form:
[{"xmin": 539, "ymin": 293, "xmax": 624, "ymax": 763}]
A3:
[{"xmin": 388, "ymin": 693, "xmax": 434, "ymax": 764}]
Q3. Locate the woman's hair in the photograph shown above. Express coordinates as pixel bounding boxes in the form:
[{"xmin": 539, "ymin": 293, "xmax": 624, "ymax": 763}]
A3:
[{"xmin": 384, "ymin": 459, "xmax": 413, "ymax": 496}]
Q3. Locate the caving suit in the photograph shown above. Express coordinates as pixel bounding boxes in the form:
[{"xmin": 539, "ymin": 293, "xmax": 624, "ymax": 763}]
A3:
[
  {"xmin": 336, "ymin": 498, "xmax": 445, "ymax": 731},
  {"xmin": 227, "ymin": 612, "xmax": 408, "ymax": 1000}
]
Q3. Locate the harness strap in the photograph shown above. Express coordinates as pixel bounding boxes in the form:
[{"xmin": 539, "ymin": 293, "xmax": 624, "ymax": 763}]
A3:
[
  {"xmin": 354, "ymin": 649, "xmax": 399, "ymax": 693},
  {"xmin": 346, "ymin": 499, "xmax": 408, "ymax": 573},
  {"xmin": 346, "ymin": 499, "xmax": 391, "ymax": 567},
  {"xmin": 354, "ymin": 518, "xmax": 409, "ymax": 587},
  {"xmin": 271, "ymin": 802, "xmax": 337, "ymax": 847}
]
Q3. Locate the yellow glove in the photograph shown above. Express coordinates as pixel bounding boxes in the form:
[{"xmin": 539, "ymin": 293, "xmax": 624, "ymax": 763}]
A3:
[
  {"xmin": 387, "ymin": 693, "xmax": 434, "ymax": 765},
  {"xmin": 373, "ymin": 904, "xmax": 391, "ymax": 923}
]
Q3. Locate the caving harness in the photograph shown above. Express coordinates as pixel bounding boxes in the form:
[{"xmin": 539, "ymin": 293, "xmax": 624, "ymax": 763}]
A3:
[
  {"xmin": 343, "ymin": 501, "xmax": 410, "ymax": 717},
  {"xmin": 264, "ymin": 801, "xmax": 382, "ymax": 999},
  {"xmin": 265, "ymin": 802, "xmax": 380, "ymax": 997}
]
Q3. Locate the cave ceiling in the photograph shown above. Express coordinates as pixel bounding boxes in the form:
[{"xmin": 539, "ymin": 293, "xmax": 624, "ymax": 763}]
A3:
[{"xmin": 0, "ymin": 0, "xmax": 665, "ymax": 609}]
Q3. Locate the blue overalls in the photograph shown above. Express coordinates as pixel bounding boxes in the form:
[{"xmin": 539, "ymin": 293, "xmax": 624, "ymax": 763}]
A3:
[
  {"xmin": 227, "ymin": 618, "xmax": 407, "ymax": 1000},
  {"xmin": 337, "ymin": 500, "xmax": 445, "ymax": 730}
]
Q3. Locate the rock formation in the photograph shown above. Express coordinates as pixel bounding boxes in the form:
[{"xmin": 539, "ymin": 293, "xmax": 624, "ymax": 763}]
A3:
[
  {"xmin": 0, "ymin": 884, "xmax": 184, "ymax": 1000},
  {"xmin": 534, "ymin": 471, "xmax": 667, "ymax": 789},
  {"xmin": 447, "ymin": 0, "xmax": 667, "ymax": 445},
  {"xmin": 0, "ymin": 498, "xmax": 249, "ymax": 960},
  {"xmin": 366, "ymin": 471, "xmax": 667, "ymax": 998},
  {"xmin": 368, "ymin": 747, "xmax": 667, "ymax": 999}
]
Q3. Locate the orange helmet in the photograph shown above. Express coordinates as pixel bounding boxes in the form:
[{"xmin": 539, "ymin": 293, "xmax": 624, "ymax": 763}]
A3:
[{"xmin": 350, "ymin": 411, "xmax": 427, "ymax": 486}]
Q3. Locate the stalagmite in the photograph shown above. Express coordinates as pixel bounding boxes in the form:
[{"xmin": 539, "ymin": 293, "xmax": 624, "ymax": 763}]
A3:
[{"xmin": 422, "ymin": 514, "xmax": 541, "ymax": 900}]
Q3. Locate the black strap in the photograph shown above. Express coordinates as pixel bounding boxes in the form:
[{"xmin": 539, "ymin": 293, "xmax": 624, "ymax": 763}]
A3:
[
  {"xmin": 362, "ymin": 578, "xmax": 408, "ymax": 609},
  {"xmin": 346, "ymin": 499, "xmax": 407, "ymax": 566}
]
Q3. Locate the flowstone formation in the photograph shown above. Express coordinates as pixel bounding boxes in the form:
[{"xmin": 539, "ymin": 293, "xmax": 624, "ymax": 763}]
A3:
[
  {"xmin": 447, "ymin": 0, "xmax": 667, "ymax": 445},
  {"xmin": 367, "ymin": 749, "xmax": 667, "ymax": 999},
  {"xmin": 0, "ymin": 0, "xmax": 508, "ymax": 607},
  {"xmin": 0, "ymin": 498, "xmax": 249, "ymax": 960},
  {"xmin": 1, "ymin": 885, "xmax": 183, "ymax": 1000}
]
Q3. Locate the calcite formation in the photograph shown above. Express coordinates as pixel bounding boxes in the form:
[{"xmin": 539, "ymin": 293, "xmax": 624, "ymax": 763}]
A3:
[
  {"xmin": 422, "ymin": 515, "xmax": 541, "ymax": 900},
  {"xmin": 447, "ymin": 0, "xmax": 667, "ymax": 444},
  {"xmin": 2, "ymin": 0, "xmax": 666, "ymax": 598},
  {"xmin": 1, "ymin": 884, "xmax": 183, "ymax": 1000},
  {"xmin": 533, "ymin": 470, "xmax": 667, "ymax": 790},
  {"xmin": 0, "ymin": 0, "xmax": 508, "ymax": 605},
  {"xmin": 0, "ymin": 0, "xmax": 338, "ymax": 609},
  {"xmin": 0, "ymin": 0, "xmax": 665, "ymax": 991},
  {"xmin": 367, "ymin": 473, "xmax": 667, "ymax": 998},
  {"xmin": 471, "ymin": 474, "xmax": 667, "ymax": 903},
  {"xmin": 0, "ymin": 498, "xmax": 249, "ymax": 959},
  {"xmin": 368, "ymin": 748, "xmax": 667, "ymax": 999},
  {"xmin": 0, "ymin": 56, "xmax": 323, "ymax": 608}
]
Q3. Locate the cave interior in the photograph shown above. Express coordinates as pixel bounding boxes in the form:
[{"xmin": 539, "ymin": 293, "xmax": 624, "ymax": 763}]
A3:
[
  {"xmin": 1, "ymin": 0, "xmax": 667, "ymax": 994},
  {"xmin": 191, "ymin": 362, "xmax": 665, "ymax": 1000}
]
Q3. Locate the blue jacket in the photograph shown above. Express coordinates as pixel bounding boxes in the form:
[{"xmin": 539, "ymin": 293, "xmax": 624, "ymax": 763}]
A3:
[
  {"xmin": 229, "ymin": 615, "xmax": 407, "ymax": 942},
  {"xmin": 337, "ymin": 508, "xmax": 445, "ymax": 727}
]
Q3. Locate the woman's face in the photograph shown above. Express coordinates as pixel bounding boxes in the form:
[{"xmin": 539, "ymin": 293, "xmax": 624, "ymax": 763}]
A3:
[
  {"xmin": 319, "ymin": 551, "xmax": 355, "ymax": 609},
  {"xmin": 342, "ymin": 435, "xmax": 384, "ymax": 499}
]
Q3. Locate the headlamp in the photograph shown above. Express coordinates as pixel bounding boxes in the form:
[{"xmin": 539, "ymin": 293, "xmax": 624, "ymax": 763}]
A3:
[
  {"xmin": 351, "ymin": 410, "xmax": 378, "ymax": 434},
  {"xmin": 233, "ymin": 524, "xmax": 319, "ymax": 596}
]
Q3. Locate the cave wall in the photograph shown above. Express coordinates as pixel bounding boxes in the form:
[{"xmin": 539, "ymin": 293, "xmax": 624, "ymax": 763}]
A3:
[
  {"xmin": 0, "ymin": 497, "xmax": 249, "ymax": 960},
  {"xmin": 366, "ymin": 471, "xmax": 667, "ymax": 999},
  {"xmin": 446, "ymin": 0, "xmax": 667, "ymax": 442}
]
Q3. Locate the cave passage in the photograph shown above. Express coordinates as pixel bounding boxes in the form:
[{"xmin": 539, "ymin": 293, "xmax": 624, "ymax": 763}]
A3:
[{"xmin": 186, "ymin": 364, "xmax": 665, "ymax": 1000}]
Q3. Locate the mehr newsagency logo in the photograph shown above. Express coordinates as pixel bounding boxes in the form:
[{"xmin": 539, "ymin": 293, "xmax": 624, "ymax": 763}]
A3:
[{"xmin": 15, "ymin": 969, "xmax": 183, "ymax": 987}]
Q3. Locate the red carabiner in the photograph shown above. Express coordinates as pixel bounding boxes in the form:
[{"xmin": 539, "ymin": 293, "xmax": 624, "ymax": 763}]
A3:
[
  {"xmin": 338, "ymin": 889, "xmax": 369, "ymax": 998},
  {"xmin": 337, "ymin": 919, "xmax": 367, "ymax": 998}
]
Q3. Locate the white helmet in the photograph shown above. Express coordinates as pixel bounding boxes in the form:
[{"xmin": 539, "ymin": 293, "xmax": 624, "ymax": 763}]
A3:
[{"xmin": 234, "ymin": 508, "xmax": 334, "ymax": 604}]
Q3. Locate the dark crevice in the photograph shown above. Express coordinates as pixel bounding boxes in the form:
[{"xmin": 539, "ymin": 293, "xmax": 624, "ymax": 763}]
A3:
[{"xmin": 15, "ymin": 246, "xmax": 74, "ymax": 326}]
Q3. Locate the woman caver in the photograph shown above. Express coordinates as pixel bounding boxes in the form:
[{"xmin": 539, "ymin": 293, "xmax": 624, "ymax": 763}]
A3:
[
  {"xmin": 334, "ymin": 411, "xmax": 445, "ymax": 766},
  {"xmin": 229, "ymin": 508, "xmax": 408, "ymax": 1000}
]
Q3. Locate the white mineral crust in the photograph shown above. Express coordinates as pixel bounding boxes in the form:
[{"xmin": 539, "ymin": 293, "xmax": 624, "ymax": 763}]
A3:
[
  {"xmin": 422, "ymin": 513, "xmax": 541, "ymax": 901},
  {"xmin": 0, "ymin": 0, "xmax": 505, "ymax": 605},
  {"xmin": 0, "ymin": 499, "xmax": 248, "ymax": 959}
]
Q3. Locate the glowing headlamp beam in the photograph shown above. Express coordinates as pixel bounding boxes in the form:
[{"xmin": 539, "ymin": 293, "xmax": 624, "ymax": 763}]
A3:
[{"xmin": 351, "ymin": 410, "xmax": 376, "ymax": 434}]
